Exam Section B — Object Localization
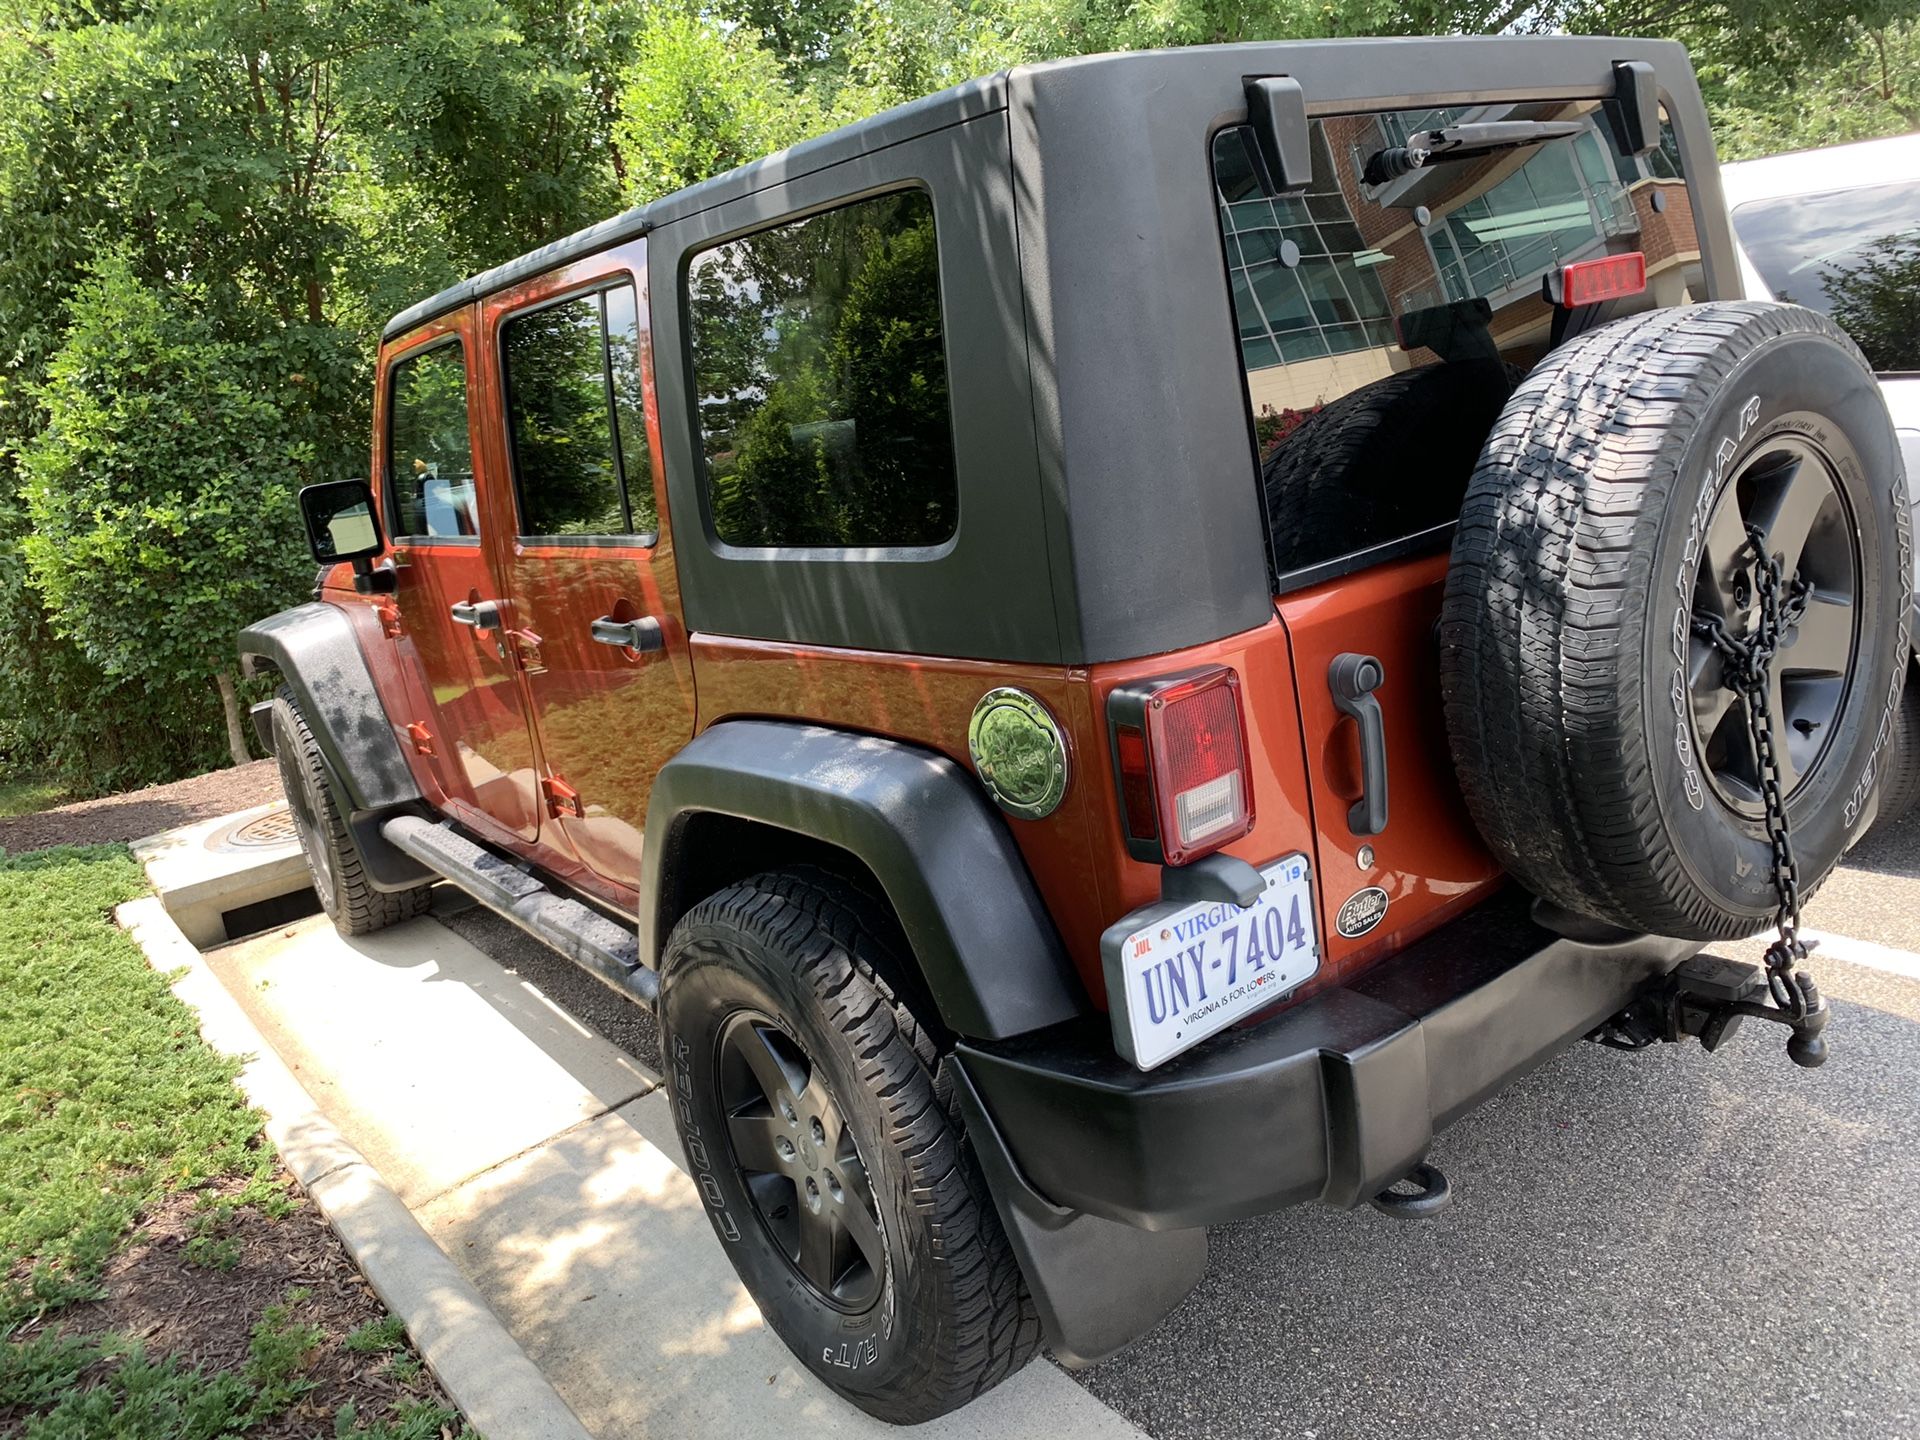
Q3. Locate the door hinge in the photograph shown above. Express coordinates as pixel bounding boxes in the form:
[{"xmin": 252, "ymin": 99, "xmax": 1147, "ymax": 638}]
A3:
[
  {"xmin": 506, "ymin": 628, "xmax": 545, "ymax": 675},
  {"xmin": 405, "ymin": 722, "xmax": 435, "ymax": 757},
  {"xmin": 376, "ymin": 597, "xmax": 403, "ymax": 639},
  {"xmin": 542, "ymin": 775, "xmax": 584, "ymax": 819}
]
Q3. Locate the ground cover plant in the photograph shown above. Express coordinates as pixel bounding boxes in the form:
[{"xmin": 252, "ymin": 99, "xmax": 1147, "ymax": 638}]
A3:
[{"xmin": 0, "ymin": 844, "xmax": 474, "ymax": 1436}]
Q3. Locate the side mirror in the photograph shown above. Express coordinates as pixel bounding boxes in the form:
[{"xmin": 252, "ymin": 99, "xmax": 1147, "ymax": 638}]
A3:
[{"xmin": 298, "ymin": 479, "xmax": 392, "ymax": 593}]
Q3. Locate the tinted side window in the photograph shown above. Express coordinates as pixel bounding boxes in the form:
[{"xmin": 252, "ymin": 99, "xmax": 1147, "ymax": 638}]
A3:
[
  {"xmin": 604, "ymin": 284, "xmax": 658, "ymax": 534},
  {"xmin": 687, "ymin": 190, "xmax": 957, "ymax": 548},
  {"xmin": 1216, "ymin": 102, "xmax": 1704, "ymax": 582},
  {"xmin": 503, "ymin": 284, "xmax": 657, "ymax": 539},
  {"xmin": 388, "ymin": 342, "xmax": 476, "ymax": 539}
]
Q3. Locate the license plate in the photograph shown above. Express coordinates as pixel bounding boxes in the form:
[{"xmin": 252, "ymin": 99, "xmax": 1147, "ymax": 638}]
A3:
[{"xmin": 1105, "ymin": 854, "xmax": 1319, "ymax": 1070}]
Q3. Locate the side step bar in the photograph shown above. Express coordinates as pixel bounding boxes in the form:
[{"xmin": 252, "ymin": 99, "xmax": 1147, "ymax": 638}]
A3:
[{"xmin": 381, "ymin": 815, "xmax": 657, "ymax": 1007}]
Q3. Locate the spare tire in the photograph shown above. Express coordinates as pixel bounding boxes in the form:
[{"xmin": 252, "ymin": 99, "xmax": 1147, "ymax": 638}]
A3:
[{"xmin": 1441, "ymin": 302, "xmax": 1912, "ymax": 941}]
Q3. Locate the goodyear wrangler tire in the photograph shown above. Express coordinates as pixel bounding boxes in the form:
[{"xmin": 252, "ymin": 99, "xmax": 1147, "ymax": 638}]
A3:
[
  {"xmin": 1441, "ymin": 303, "xmax": 1911, "ymax": 941},
  {"xmin": 657, "ymin": 870, "xmax": 1039, "ymax": 1424}
]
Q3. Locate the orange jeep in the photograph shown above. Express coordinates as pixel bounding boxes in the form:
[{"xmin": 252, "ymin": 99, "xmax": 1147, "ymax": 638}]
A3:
[{"xmin": 241, "ymin": 37, "xmax": 1915, "ymax": 1423}]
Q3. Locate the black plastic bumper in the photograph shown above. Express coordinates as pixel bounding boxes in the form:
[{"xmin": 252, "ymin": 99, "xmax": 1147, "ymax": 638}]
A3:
[{"xmin": 955, "ymin": 888, "xmax": 1698, "ymax": 1232}]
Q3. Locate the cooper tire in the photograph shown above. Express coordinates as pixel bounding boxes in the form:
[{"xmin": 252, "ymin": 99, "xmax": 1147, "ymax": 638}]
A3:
[
  {"xmin": 657, "ymin": 870, "xmax": 1039, "ymax": 1424},
  {"xmin": 270, "ymin": 687, "xmax": 432, "ymax": 935},
  {"xmin": 1441, "ymin": 302, "xmax": 1912, "ymax": 940}
]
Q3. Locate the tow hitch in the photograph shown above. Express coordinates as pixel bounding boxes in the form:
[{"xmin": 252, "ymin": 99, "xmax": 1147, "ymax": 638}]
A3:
[{"xmin": 1592, "ymin": 951, "xmax": 1830, "ymax": 1068}]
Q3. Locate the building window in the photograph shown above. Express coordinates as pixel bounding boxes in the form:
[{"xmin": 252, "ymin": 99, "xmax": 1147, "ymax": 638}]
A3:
[
  {"xmin": 687, "ymin": 189, "xmax": 958, "ymax": 549},
  {"xmin": 1216, "ymin": 126, "xmax": 1397, "ymax": 372}
]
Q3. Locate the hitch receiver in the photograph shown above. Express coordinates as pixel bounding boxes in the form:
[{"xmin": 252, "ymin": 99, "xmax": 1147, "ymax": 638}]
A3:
[{"xmin": 1592, "ymin": 953, "xmax": 1830, "ymax": 1068}]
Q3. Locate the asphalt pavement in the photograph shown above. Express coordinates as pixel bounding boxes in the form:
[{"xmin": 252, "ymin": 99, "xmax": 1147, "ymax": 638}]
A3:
[{"xmin": 435, "ymin": 820, "xmax": 1920, "ymax": 1440}]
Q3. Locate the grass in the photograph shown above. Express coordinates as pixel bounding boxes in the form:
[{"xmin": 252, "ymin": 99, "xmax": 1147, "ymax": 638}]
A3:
[
  {"xmin": 0, "ymin": 1289, "xmax": 469, "ymax": 1438},
  {"xmin": 0, "ymin": 776, "xmax": 67, "ymax": 819},
  {"xmin": 0, "ymin": 845, "xmax": 280, "ymax": 1324},
  {"xmin": 0, "ymin": 845, "xmax": 476, "ymax": 1437}
]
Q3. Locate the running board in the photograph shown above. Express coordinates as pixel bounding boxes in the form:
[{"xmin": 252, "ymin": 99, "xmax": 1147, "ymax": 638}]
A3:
[{"xmin": 381, "ymin": 815, "xmax": 657, "ymax": 1007}]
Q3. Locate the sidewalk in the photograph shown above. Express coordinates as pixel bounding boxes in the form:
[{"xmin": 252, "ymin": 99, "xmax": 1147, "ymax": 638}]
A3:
[{"xmin": 205, "ymin": 907, "xmax": 1145, "ymax": 1439}]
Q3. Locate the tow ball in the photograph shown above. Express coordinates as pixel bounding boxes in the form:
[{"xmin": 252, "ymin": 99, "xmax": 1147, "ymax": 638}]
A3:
[{"xmin": 1592, "ymin": 953, "xmax": 1830, "ymax": 1068}]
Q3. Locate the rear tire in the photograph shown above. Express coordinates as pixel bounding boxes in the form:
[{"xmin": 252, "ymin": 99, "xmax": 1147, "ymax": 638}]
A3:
[
  {"xmin": 270, "ymin": 687, "xmax": 431, "ymax": 935},
  {"xmin": 657, "ymin": 870, "xmax": 1039, "ymax": 1423},
  {"xmin": 1442, "ymin": 303, "xmax": 1912, "ymax": 940}
]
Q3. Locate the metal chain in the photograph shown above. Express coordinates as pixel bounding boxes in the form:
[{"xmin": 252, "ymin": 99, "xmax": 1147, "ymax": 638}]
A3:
[{"xmin": 1691, "ymin": 523, "xmax": 1815, "ymax": 1021}]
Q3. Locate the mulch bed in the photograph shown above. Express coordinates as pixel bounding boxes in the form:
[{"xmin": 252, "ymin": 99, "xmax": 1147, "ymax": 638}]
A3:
[
  {"xmin": 0, "ymin": 760, "xmax": 283, "ymax": 854},
  {"xmin": 5, "ymin": 1174, "xmax": 462, "ymax": 1438}
]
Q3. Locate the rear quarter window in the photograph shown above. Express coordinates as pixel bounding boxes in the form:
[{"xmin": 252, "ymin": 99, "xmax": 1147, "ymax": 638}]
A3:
[
  {"xmin": 1217, "ymin": 101, "xmax": 1705, "ymax": 585},
  {"xmin": 686, "ymin": 189, "xmax": 958, "ymax": 550}
]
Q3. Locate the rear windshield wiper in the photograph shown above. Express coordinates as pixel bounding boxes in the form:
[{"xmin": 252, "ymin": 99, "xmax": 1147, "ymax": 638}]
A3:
[{"xmin": 1363, "ymin": 120, "xmax": 1586, "ymax": 186}]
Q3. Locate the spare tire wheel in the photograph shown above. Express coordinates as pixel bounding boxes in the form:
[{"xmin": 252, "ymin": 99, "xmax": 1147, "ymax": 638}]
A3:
[{"xmin": 1441, "ymin": 302, "xmax": 1912, "ymax": 941}]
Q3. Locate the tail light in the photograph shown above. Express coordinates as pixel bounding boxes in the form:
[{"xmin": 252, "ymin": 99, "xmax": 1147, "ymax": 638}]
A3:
[
  {"xmin": 1107, "ymin": 666, "xmax": 1255, "ymax": 865},
  {"xmin": 1544, "ymin": 250, "xmax": 1646, "ymax": 308}
]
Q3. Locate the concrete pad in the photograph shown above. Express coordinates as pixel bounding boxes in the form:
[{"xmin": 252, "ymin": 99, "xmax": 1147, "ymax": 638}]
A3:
[
  {"xmin": 207, "ymin": 913, "xmax": 656, "ymax": 1206},
  {"xmin": 133, "ymin": 801, "xmax": 310, "ymax": 947},
  {"xmin": 420, "ymin": 1091, "xmax": 1148, "ymax": 1440}
]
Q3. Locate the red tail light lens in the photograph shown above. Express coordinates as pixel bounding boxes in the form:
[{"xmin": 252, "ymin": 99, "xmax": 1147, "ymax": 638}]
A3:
[
  {"xmin": 1107, "ymin": 667, "xmax": 1255, "ymax": 865},
  {"xmin": 1547, "ymin": 250, "xmax": 1646, "ymax": 308}
]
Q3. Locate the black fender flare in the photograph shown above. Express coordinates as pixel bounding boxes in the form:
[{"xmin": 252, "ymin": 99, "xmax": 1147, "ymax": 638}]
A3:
[
  {"xmin": 238, "ymin": 603, "xmax": 431, "ymax": 891},
  {"xmin": 238, "ymin": 602, "xmax": 420, "ymax": 811},
  {"xmin": 641, "ymin": 720, "xmax": 1087, "ymax": 1041}
]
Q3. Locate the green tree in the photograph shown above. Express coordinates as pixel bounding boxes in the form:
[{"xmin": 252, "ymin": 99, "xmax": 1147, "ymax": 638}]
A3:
[
  {"xmin": 20, "ymin": 256, "xmax": 321, "ymax": 766},
  {"xmin": 1828, "ymin": 235, "xmax": 1920, "ymax": 372},
  {"xmin": 0, "ymin": 0, "xmax": 639, "ymax": 788}
]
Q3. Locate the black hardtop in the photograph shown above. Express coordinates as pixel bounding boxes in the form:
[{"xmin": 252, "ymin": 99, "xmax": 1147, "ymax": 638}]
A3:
[
  {"xmin": 382, "ymin": 35, "xmax": 1735, "ymax": 671},
  {"xmin": 383, "ymin": 35, "xmax": 1718, "ymax": 344}
]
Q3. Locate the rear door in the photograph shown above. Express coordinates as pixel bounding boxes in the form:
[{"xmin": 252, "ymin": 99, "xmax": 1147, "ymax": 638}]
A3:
[
  {"xmin": 1209, "ymin": 97, "xmax": 1708, "ymax": 966},
  {"xmin": 478, "ymin": 243, "xmax": 696, "ymax": 906},
  {"xmin": 377, "ymin": 320, "xmax": 542, "ymax": 846}
]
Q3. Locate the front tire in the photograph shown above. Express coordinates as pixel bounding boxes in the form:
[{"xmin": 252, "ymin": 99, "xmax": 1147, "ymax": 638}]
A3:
[
  {"xmin": 270, "ymin": 687, "xmax": 432, "ymax": 935},
  {"xmin": 657, "ymin": 871, "xmax": 1039, "ymax": 1423}
]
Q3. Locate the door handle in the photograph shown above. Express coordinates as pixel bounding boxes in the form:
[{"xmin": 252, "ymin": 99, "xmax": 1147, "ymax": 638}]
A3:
[
  {"xmin": 1329, "ymin": 653, "xmax": 1389, "ymax": 837},
  {"xmin": 590, "ymin": 615, "xmax": 665, "ymax": 653},
  {"xmin": 450, "ymin": 599, "xmax": 503, "ymax": 630}
]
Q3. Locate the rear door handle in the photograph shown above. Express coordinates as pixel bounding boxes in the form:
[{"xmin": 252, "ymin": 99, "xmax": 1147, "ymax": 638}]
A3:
[
  {"xmin": 450, "ymin": 600, "xmax": 503, "ymax": 630},
  {"xmin": 1329, "ymin": 652, "xmax": 1389, "ymax": 836},
  {"xmin": 590, "ymin": 615, "xmax": 665, "ymax": 653}
]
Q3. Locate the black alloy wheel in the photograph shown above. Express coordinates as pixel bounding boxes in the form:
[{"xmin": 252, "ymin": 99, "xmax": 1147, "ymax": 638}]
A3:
[
  {"xmin": 656, "ymin": 869, "xmax": 1039, "ymax": 1422},
  {"xmin": 1689, "ymin": 434, "xmax": 1861, "ymax": 815},
  {"xmin": 716, "ymin": 1010, "xmax": 885, "ymax": 1310}
]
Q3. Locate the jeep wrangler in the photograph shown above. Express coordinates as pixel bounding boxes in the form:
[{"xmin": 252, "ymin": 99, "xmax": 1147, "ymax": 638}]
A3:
[{"xmin": 240, "ymin": 36, "xmax": 1916, "ymax": 1424}]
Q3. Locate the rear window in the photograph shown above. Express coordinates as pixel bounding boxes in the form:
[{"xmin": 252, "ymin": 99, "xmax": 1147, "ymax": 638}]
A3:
[
  {"xmin": 1732, "ymin": 180, "xmax": 1920, "ymax": 372},
  {"xmin": 686, "ymin": 189, "xmax": 958, "ymax": 550},
  {"xmin": 1216, "ymin": 101, "xmax": 1704, "ymax": 584}
]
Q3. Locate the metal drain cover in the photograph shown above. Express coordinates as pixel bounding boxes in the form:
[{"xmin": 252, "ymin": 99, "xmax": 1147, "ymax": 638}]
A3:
[{"xmin": 206, "ymin": 807, "xmax": 299, "ymax": 853}]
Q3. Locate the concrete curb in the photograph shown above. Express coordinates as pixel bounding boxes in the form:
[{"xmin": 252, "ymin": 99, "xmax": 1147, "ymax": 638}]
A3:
[{"xmin": 118, "ymin": 897, "xmax": 596, "ymax": 1440}]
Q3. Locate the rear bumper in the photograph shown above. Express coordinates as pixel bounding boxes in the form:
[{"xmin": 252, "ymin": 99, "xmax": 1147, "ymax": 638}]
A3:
[{"xmin": 955, "ymin": 888, "xmax": 1698, "ymax": 1231}]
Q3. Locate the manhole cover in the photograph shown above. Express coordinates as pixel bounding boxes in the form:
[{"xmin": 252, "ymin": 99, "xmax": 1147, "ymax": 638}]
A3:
[{"xmin": 207, "ymin": 807, "xmax": 299, "ymax": 853}]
